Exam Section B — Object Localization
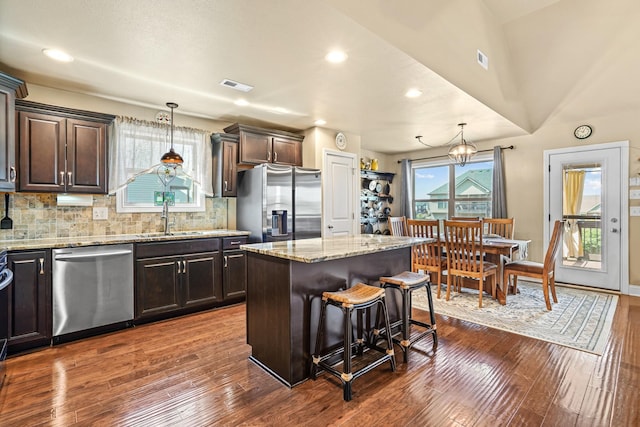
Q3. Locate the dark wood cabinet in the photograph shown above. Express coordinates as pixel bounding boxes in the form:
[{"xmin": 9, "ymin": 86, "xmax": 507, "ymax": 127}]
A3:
[
  {"xmin": 15, "ymin": 100, "xmax": 114, "ymax": 194},
  {"xmin": 224, "ymin": 123, "xmax": 303, "ymax": 166},
  {"xmin": 135, "ymin": 238, "xmax": 222, "ymax": 322},
  {"xmin": 0, "ymin": 73, "xmax": 27, "ymax": 192},
  {"xmin": 211, "ymin": 133, "xmax": 238, "ymax": 197},
  {"xmin": 1, "ymin": 250, "xmax": 52, "ymax": 354},
  {"xmin": 222, "ymin": 236, "xmax": 247, "ymax": 300}
]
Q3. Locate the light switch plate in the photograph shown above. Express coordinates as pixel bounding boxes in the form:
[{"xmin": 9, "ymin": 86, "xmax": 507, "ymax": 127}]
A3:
[
  {"xmin": 92, "ymin": 207, "xmax": 108, "ymax": 220},
  {"xmin": 630, "ymin": 206, "xmax": 640, "ymax": 216}
]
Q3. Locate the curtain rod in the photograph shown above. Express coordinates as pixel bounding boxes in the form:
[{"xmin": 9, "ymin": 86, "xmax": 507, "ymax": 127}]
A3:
[{"xmin": 397, "ymin": 145, "xmax": 514, "ymax": 163}]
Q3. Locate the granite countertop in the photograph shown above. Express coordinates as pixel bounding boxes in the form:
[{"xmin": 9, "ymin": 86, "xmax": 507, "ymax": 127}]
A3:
[
  {"xmin": 0, "ymin": 229, "xmax": 251, "ymax": 251},
  {"xmin": 240, "ymin": 234, "xmax": 431, "ymax": 263}
]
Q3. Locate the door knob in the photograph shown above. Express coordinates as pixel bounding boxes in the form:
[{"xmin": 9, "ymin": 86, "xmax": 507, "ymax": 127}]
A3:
[{"xmin": 328, "ymin": 225, "xmax": 334, "ymax": 229}]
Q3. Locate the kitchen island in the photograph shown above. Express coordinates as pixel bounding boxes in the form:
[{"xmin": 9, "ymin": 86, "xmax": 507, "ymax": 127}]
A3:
[{"xmin": 241, "ymin": 234, "xmax": 427, "ymax": 387}]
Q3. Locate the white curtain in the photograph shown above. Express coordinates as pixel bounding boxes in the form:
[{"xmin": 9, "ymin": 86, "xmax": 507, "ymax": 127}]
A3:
[{"xmin": 109, "ymin": 117, "xmax": 213, "ymax": 196}]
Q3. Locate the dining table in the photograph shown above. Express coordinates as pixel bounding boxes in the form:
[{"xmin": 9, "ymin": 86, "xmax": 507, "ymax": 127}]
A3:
[{"xmin": 441, "ymin": 236, "xmax": 531, "ymax": 305}]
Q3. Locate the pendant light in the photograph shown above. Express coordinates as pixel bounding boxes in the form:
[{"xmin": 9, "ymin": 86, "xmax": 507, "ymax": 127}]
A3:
[
  {"xmin": 160, "ymin": 102, "xmax": 183, "ymax": 167},
  {"xmin": 447, "ymin": 123, "xmax": 477, "ymax": 166}
]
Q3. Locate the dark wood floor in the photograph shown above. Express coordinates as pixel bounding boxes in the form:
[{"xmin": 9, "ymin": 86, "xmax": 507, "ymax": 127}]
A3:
[{"xmin": 0, "ymin": 294, "xmax": 638, "ymax": 426}]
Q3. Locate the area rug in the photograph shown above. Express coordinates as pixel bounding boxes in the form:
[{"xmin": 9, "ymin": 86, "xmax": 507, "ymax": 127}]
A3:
[{"xmin": 411, "ymin": 281, "xmax": 618, "ymax": 355}]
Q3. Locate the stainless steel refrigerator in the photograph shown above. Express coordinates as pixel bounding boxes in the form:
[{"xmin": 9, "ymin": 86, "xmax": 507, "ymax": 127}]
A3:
[{"xmin": 237, "ymin": 164, "xmax": 321, "ymax": 243}]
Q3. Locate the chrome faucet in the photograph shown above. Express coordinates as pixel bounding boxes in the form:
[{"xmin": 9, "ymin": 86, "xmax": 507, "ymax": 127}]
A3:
[{"xmin": 161, "ymin": 199, "xmax": 175, "ymax": 235}]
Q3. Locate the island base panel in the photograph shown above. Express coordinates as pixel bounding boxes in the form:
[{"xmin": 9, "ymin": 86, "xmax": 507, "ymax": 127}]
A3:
[{"xmin": 246, "ymin": 248, "xmax": 410, "ymax": 387}]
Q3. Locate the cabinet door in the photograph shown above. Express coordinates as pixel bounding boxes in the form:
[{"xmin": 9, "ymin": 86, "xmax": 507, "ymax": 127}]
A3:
[
  {"xmin": 223, "ymin": 250, "xmax": 247, "ymax": 300},
  {"xmin": 0, "ymin": 88, "xmax": 16, "ymax": 191},
  {"xmin": 182, "ymin": 251, "xmax": 222, "ymax": 308},
  {"xmin": 18, "ymin": 111, "xmax": 66, "ymax": 192},
  {"xmin": 4, "ymin": 251, "xmax": 51, "ymax": 353},
  {"xmin": 135, "ymin": 256, "xmax": 181, "ymax": 319},
  {"xmin": 239, "ymin": 130, "xmax": 271, "ymax": 164},
  {"xmin": 222, "ymin": 140, "xmax": 238, "ymax": 196},
  {"xmin": 272, "ymin": 136, "xmax": 302, "ymax": 166},
  {"xmin": 66, "ymin": 119, "xmax": 107, "ymax": 193}
]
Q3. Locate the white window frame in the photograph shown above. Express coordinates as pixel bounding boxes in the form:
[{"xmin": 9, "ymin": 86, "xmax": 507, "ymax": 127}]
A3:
[{"xmin": 411, "ymin": 153, "xmax": 493, "ymax": 218}]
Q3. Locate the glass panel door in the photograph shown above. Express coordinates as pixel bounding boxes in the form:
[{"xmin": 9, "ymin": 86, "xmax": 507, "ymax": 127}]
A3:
[{"xmin": 548, "ymin": 147, "xmax": 621, "ymax": 290}]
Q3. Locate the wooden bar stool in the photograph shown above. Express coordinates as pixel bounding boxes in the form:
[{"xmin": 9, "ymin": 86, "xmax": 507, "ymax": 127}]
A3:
[
  {"xmin": 311, "ymin": 283, "xmax": 396, "ymax": 401},
  {"xmin": 377, "ymin": 271, "xmax": 437, "ymax": 363}
]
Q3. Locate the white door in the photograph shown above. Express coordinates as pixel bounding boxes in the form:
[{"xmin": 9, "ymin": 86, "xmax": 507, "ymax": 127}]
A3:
[
  {"xmin": 323, "ymin": 150, "xmax": 357, "ymax": 236},
  {"xmin": 545, "ymin": 142, "xmax": 628, "ymax": 291}
]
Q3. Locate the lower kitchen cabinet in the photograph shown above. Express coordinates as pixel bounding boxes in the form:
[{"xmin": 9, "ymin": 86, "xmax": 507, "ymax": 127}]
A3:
[
  {"xmin": 135, "ymin": 238, "xmax": 222, "ymax": 322},
  {"xmin": 222, "ymin": 236, "xmax": 248, "ymax": 301},
  {"xmin": 1, "ymin": 250, "xmax": 52, "ymax": 354}
]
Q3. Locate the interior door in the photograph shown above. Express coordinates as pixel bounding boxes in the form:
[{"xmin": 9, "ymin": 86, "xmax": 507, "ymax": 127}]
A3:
[
  {"xmin": 547, "ymin": 144, "xmax": 625, "ymax": 290},
  {"xmin": 323, "ymin": 150, "xmax": 357, "ymax": 237}
]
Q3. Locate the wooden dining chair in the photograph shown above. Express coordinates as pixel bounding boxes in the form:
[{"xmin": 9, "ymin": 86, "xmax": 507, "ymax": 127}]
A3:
[
  {"xmin": 484, "ymin": 218, "xmax": 515, "ymax": 239},
  {"xmin": 503, "ymin": 220, "xmax": 563, "ymax": 310},
  {"xmin": 443, "ymin": 220, "xmax": 497, "ymax": 308},
  {"xmin": 450, "ymin": 216, "xmax": 480, "ymax": 221},
  {"xmin": 406, "ymin": 219, "xmax": 447, "ymax": 298},
  {"xmin": 388, "ymin": 216, "xmax": 408, "ymax": 236}
]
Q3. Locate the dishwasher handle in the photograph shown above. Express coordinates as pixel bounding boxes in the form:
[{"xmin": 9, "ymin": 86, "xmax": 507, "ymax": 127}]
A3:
[
  {"xmin": 0, "ymin": 268, "xmax": 14, "ymax": 291},
  {"xmin": 54, "ymin": 249, "xmax": 133, "ymax": 261}
]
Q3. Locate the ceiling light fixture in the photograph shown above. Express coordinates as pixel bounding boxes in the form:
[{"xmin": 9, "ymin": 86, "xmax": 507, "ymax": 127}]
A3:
[
  {"xmin": 42, "ymin": 48, "xmax": 74, "ymax": 62},
  {"xmin": 405, "ymin": 88, "xmax": 422, "ymax": 98},
  {"xmin": 447, "ymin": 123, "xmax": 477, "ymax": 166},
  {"xmin": 314, "ymin": 119, "xmax": 326, "ymax": 126},
  {"xmin": 234, "ymin": 99, "xmax": 249, "ymax": 106},
  {"xmin": 325, "ymin": 50, "xmax": 348, "ymax": 63},
  {"xmin": 415, "ymin": 122, "xmax": 477, "ymax": 166},
  {"xmin": 159, "ymin": 102, "xmax": 183, "ymax": 167}
]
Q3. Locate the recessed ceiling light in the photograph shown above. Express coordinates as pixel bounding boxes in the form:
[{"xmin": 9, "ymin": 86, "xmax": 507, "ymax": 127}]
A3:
[
  {"xmin": 234, "ymin": 99, "xmax": 249, "ymax": 106},
  {"xmin": 42, "ymin": 48, "xmax": 74, "ymax": 62},
  {"xmin": 314, "ymin": 119, "xmax": 326, "ymax": 126},
  {"xmin": 405, "ymin": 88, "xmax": 422, "ymax": 98},
  {"xmin": 325, "ymin": 50, "xmax": 348, "ymax": 63}
]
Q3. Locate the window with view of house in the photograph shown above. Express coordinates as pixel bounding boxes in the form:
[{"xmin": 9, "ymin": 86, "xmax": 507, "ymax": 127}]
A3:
[
  {"xmin": 110, "ymin": 117, "xmax": 212, "ymax": 213},
  {"xmin": 412, "ymin": 158, "xmax": 494, "ymax": 219}
]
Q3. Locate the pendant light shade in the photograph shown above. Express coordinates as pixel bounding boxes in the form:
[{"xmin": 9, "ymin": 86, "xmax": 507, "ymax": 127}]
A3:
[
  {"xmin": 161, "ymin": 102, "xmax": 183, "ymax": 167},
  {"xmin": 447, "ymin": 123, "xmax": 476, "ymax": 166}
]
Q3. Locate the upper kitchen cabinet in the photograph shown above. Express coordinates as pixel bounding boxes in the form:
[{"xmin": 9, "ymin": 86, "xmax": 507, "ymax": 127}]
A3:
[
  {"xmin": 211, "ymin": 132, "xmax": 239, "ymax": 197},
  {"xmin": 0, "ymin": 72, "xmax": 28, "ymax": 192},
  {"xmin": 224, "ymin": 123, "xmax": 303, "ymax": 167},
  {"xmin": 15, "ymin": 100, "xmax": 115, "ymax": 194}
]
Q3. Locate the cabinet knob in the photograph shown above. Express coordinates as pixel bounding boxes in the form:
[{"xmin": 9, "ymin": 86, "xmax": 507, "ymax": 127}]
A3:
[
  {"xmin": 39, "ymin": 258, "xmax": 45, "ymax": 275},
  {"xmin": 59, "ymin": 171, "xmax": 65, "ymax": 186},
  {"xmin": 224, "ymin": 180, "xmax": 228, "ymax": 192},
  {"xmin": 274, "ymin": 152, "xmax": 278, "ymax": 162},
  {"xmin": 267, "ymin": 151, "xmax": 271, "ymax": 162},
  {"xmin": 9, "ymin": 166, "xmax": 16, "ymax": 182},
  {"xmin": 224, "ymin": 255, "xmax": 228, "ymax": 268},
  {"xmin": 67, "ymin": 171, "xmax": 73, "ymax": 186}
]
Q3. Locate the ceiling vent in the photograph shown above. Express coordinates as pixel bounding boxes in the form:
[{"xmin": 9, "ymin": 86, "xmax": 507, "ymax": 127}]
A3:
[
  {"xmin": 219, "ymin": 79, "xmax": 254, "ymax": 92},
  {"xmin": 477, "ymin": 50, "xmax": 489, "ymax": 70}
]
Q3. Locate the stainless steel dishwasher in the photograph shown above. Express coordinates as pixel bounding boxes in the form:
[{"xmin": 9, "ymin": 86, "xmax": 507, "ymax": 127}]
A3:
[{"xmin": 52, "ymin": 244, "xmax": 134, "ymax": 337}]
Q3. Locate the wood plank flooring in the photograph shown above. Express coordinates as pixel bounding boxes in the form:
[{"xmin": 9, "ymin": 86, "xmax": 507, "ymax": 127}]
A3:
[{"xmin": 0, "ymin": 294, "xmax": 638, "ymax": 426}]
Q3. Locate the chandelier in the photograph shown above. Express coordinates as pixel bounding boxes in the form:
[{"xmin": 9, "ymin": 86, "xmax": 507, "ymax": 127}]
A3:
[{"xmin": 415, "ymin": 122, "xmax": 478, "ymax": 166}]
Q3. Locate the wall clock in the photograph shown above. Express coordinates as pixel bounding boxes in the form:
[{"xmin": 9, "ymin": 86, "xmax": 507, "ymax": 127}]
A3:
[
  {"xmin": 574, "ymin": 125, "xmax": 592, "ymax": 140},
  {"xmin": 335, "ymin": 132, "xmax": 347, "ymax": 150}
]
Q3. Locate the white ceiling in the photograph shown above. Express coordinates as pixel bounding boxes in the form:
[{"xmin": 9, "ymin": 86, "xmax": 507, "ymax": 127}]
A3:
[{"xmin": 0, "ymin": 0, "xmax": 635, "ymax": 154}]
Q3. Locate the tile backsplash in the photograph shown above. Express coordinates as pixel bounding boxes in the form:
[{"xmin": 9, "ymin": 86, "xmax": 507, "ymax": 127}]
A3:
[{"xmin": 0, "ymin": 193, "xmax": 229, "ymax": 240}]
